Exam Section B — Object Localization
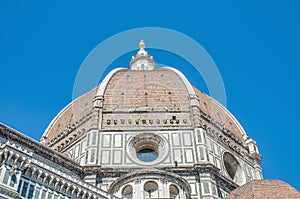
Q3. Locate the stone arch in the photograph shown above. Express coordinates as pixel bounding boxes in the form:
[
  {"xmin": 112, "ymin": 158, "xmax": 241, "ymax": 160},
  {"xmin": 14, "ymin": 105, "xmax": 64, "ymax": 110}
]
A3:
[{"xmin": 108, "ymin": 169, "xmax": 191, "ymax": 198}]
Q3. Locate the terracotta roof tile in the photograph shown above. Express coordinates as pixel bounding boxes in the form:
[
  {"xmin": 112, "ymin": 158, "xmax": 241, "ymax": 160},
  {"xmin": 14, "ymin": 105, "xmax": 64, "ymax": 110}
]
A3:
[{"xmin": 227, "ymin": 180, "xmax": 300, "ymax": 199}]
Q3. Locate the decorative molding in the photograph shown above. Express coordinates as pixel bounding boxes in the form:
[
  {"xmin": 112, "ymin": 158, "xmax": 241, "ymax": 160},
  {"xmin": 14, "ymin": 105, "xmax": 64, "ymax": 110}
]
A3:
[
  {"xmin": 0, "ymin": 141, "xmax": 119, "ymax": 199},
  {"xmin": 0, "ymin": 123, "xmax": 82, "ymax": 174},
  {"xmin": 46, "ymin": 112, "xmax": 93, "ymax": 149},
  {"xmin": 197, "ymin": 110, "xmax": 263, "ymax": 162}
]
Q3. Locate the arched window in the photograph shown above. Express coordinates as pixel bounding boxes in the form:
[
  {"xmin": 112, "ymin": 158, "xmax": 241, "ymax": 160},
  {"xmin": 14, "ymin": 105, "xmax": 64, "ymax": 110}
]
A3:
[
  {"xmin": 9, "ymin": 174, "xmax": 17, "ymax": 187},
  {"xmin": 144, "ymin": 181, "xmax": 158, "ymax": 198},
  {"xmin": 169, "ymin": 184, "xmax": 179, "ymax": 199},
  {"xmin": 122, "ymin": 185, "xmax": 133, "ymax": 199}
]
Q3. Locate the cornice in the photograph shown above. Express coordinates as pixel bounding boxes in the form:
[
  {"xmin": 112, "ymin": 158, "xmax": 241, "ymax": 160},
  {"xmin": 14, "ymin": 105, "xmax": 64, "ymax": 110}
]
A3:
[{"xmin": 46, "ymin": 111, "xmax": 93, "ymax": 149}]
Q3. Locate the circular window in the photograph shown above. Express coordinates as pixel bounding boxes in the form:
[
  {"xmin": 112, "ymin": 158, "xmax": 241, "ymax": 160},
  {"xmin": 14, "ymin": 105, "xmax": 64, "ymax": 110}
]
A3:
[
  {"xmin": 127, "ymin": 133, "xmax": 169, "ymax": 165},
  {"xmin": 223, "ymin": 152, "xmax": 246, "ymax": 185},
  {"xmin": 137, "ymin": 148, "xmax": 158, "ymax": 162}
]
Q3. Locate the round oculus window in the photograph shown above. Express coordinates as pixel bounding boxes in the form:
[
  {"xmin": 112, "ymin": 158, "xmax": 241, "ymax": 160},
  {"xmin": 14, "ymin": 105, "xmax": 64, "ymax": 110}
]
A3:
[
  {"xmin": 127, "ymin": 133, "xmax": 169, "ymax": 165},
  {"xmin": 137, "ymin": 148, "xmax": 158, "ymax": 162},
  {"xmin": 223, "ymin": 152, "xmax": 246, "ymax": 185}
]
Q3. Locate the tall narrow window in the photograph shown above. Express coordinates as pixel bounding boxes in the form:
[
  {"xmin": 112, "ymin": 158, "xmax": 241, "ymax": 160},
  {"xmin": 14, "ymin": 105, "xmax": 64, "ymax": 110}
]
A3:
[
  {"xmin": 28, "ymin": 184, "xmax": 35, "ymax": 199},
  {"xmin": 47, "ymin": 191, "xmax": 53, "ymax": 199},
  {"xmin": 34, "ymin": 188, "xmax": 41, "ymax": 199},
  {"xmin": 21, "ymin": 181, "xmax": 29, "ymax": 197},
  {"xmin": 9, "ymin": 174, "xmax": 17, "ymax": 187},
  {"xmin": 3, "ymin": 169, "xmax": 10, "ymax": 184},
  {"xmin": 41, "ymin": 189, "xmax": 47, "ymax": 198},
  {"xmin": 17, "ymin": 180, "xmax": 23, "ymax": 193}
]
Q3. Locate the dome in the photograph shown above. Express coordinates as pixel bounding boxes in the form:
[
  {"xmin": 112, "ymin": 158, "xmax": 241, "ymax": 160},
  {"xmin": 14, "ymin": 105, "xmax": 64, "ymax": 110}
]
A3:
[
  {"xmin": 35, "ymin": 41, "xmax": 264, "ymax": 199},
  {"xmin": 227, "ymin": 180, "xmax": 300, "ymax": 199},
  {"xmin": 1, "ymin": 40, "xmax": 267, "ymax": 199},
  {"xmin": 41, "ymin": 41, "xmax": 248, "ymax": 146}
]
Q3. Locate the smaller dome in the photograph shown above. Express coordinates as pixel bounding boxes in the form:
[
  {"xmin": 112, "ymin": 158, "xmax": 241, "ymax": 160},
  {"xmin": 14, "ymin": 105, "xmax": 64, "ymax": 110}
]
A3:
[{"xmin": 227, "ymin": 180, "xmax": 300, "ymax": 199}]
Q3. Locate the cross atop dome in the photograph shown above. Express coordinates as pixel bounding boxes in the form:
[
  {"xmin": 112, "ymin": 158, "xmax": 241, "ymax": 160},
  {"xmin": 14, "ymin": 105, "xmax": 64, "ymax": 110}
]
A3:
[{"xmin": 130, "ymin": 40, "xmax": 156, "ymax": 70}]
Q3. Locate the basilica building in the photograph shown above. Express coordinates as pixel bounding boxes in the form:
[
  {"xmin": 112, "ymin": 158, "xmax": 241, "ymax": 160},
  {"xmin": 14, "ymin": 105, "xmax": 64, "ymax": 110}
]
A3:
[{"xmin": 0, "ymin": 41, "xmax": 298, "ymax": 199}]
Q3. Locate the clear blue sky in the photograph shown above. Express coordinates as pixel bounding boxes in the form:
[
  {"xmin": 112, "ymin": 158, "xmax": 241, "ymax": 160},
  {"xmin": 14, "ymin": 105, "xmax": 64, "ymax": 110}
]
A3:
[{"xmin": 0, "ymin": 0, "xmax": 299, "ymax": 191}]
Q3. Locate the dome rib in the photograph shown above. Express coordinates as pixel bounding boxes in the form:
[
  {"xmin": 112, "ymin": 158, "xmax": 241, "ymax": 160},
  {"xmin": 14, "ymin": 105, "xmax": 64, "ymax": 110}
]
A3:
[{"xmin": 96, "ymin": 68, "xmax": 128, "ymax": 97}]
